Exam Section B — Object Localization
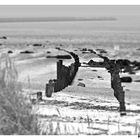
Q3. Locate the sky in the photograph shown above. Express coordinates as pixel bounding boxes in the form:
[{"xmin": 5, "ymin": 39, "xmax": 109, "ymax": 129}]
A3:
[{"xmin": 0, "ymin": 5, "xmax": 140, "ymax": 18}]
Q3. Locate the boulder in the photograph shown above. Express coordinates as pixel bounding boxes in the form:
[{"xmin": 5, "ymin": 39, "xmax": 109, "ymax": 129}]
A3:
[
  {"xmin": 8, "ymin": 50, "xmax": 13, "ymax": 54},
  {"xmin": 77, "ymin": 82, "xmax": 85, "ymax": 87},
  {"xmin": 121, "ymin": 76, "xmax": 132, "ymax": 83}
]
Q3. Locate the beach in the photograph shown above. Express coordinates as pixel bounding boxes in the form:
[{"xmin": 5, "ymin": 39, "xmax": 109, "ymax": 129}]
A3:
[{"xmin": 1, "ymin": 16, "xmax": 140, "ymax": 135}]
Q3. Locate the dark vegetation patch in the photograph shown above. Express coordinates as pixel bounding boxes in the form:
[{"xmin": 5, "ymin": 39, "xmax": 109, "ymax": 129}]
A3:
[
  {"xmin": 40, "ymin": 100, "xmax": 69, "ymax": 107},
  {"xmin": 40, "ymin": 99, "xmax": 140, "ymax": 114},
  {"xmin": 69, "ymin": 101, "xmax": 118, "ymax": 111},
  {"xmin": 46, "ymin": 55, "xmax": 72, "ymax": 59}
]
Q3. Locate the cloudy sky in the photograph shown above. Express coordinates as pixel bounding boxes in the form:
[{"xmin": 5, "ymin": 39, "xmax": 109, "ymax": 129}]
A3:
[{"xmin": 0, "ymin": 5, "xmax": 140, "ymax": 18}]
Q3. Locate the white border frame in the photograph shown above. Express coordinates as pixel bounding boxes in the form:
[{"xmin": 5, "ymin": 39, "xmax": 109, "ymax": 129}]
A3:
[{"xmin": 0, "ymin": 0, "xmax": 140, "ymax": 5}]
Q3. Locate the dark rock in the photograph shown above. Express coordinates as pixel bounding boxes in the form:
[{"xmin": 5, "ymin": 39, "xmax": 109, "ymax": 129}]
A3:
[
  {"xmin": 0, "ymin": 44, "xmax": 2, "ymax": 46},
  {"xmin": 46, "ymin": 55, "xmax": 72, "ymax": 59},
  {"xmin": 0, "ymin": 36, "xmax": 7, "ymax": 39},
  {"xmin": 120, "ymin": 112, "xmax": 127, "ymax": 116},
  {"xmin": 88, "ymin": 60, "xmax": 94, "ymax": 65},
  {"xmin": 81, "ymin": 48, "xmax": 88, "ymax": 51},
  {"xmin": 97, "ymin": 76, "xmax": 102, "ymax": 79},
  {"xmin": 8, "ymin": 50, "xmax": 13, "ymax": 54},
  {"xmin": 78, "ymin": 78, "xmax": 83, "ymax": 81},
  {"xmin": 88, "ymin": 60, "xmax": 104, "ymax": 67},
  {"xmin": 121, "ymin": 76, "xmax": 132, "ymax": 83},
  {"xmin": 33, "ymin": 43, "xmax": 42, "ymax": 47},
  {"xmin": 20, "ymin": 50, "xmax": 34, "ymax": 54},
  {"xmin": 87, "ymin": 49, "xmax": 94, "ymax": 53},
  {"xmin": 77, "ymin": 82, "xmax": 85, "ymax": 87},
  {"xmin": 92, "ymin": 69, "xmax": 97, "ymax": 72},
  {"xmin": 46, "ymin": 51, "xmax": 51, "ymax": 54}
]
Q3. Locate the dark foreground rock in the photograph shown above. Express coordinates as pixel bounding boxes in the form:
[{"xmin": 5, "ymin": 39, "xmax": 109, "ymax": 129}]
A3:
[
  {"xmin": 121, "ymin": 76, "xmax": 132, "ymax": 83},
  {"xmin": 77, "ymin": 82, "xmax": 86, "ymax": 87}
]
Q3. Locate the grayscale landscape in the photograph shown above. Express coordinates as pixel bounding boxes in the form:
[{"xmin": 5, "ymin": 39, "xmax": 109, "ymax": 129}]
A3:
[{"xmin": 0, "ymin": 5, "xmax": 140, "ymax": 135}]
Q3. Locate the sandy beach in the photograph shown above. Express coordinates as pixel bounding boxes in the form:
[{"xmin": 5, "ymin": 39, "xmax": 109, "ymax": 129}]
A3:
[{"xmin": 1, "ymin": 14, "xmax": 140, "ymax": 135}]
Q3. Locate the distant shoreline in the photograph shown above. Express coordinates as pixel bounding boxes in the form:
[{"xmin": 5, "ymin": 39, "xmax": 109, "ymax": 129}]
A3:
[{"xmin": 0, "ymin": 17, "xmax": 117, "ymax": 23}]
